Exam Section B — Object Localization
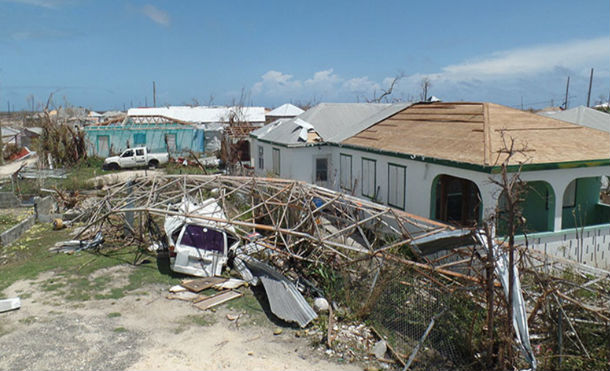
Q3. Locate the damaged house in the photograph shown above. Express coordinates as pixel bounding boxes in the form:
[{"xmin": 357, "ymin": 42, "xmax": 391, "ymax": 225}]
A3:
[
  {"xmin": 128, "ymin": 105, "xmax": 266, "ymax": 155},
  {"xmin": 252, "ymin": 101, "xmax": 610, "ymax": 269},
  {"xmin": 84, "ymin": 115, "xmax": 204, "ymax": 157}
]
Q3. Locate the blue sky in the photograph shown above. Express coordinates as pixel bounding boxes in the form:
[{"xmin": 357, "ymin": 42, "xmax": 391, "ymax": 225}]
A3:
[{"xmin": 0, "ymin": 0, "xmax": 608, "ymax": 111}]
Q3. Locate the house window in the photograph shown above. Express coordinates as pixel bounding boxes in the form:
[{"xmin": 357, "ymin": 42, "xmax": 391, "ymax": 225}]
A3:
[
  {"xmin": 272, "ymin": 148, "xmax": 280, "ymax": 175},
  {"xmin": 388, "ymin": 163, "xmax": 406, "ymax": 209},
  {"xmin": 563, "ymin": 180, "xmax": 577, "ymax": 208},
  {"xmin": 258, "ymin": 146, "xmax": 264, "ymax": 169},
  {"xmin": 315, "ymin": 158, "xmax": 328, "ymax": 182},
  {"xmin": 133, "ymin": 133, "xmax": 146, "ymax": 146},
  {"xmin": 340, "ymin": 154, "xmax": 352, "ymax": 190},
  {"xmin": 165, "ymin": 133, "xmax": 177, "ymax": 153},
  {"xmin": 361, "ymin": 158, "xmax": 377, "ymax": 199}
]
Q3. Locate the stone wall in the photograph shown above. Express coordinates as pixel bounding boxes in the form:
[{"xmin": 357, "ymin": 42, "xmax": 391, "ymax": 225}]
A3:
[{"xmin": 0, "ymin": 192, "xmax": 21, "ymax": 208}]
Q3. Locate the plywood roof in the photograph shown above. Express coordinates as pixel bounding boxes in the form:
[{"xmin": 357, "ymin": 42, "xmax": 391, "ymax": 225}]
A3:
[{"xmin": 342, "ymin": 102, "xmax": 610, "ymax": 166}]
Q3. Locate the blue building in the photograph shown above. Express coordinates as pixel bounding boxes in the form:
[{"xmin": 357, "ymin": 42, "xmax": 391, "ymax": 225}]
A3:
[{"xmin": 84, "ymin": 115, "xmax": 205, "ymax": 157}]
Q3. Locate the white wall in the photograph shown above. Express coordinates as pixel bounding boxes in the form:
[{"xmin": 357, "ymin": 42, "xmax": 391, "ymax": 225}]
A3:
[
  {"xmin": 250, "ymin": 139, "xmax": 334, "ymax": 185},
  {"xmin": 515, "ymin": 224, "xmax": 610, "ymax": 270},
  {"xmin": 252, "ymin": 138, "xmax": 610, "ymax": 229},
  {"xmin": 330, "ymin": 146, "xmax": 492, "ymax": 218}
]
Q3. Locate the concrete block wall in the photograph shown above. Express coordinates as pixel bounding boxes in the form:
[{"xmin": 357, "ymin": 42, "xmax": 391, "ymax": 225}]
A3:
[
  {"xmin": 516, "ymin": 224, "xmax": 610, "ymax": 270},
  {"xmin": 0, "ymin": 215, "xmax": 35, "ymax": 247}
]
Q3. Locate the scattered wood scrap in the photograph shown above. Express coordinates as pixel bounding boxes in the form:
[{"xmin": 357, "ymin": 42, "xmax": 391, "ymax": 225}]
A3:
[
  {"xmin": 181, "ymin": 277, "xmax": 228, "ymax": 293},
  {"xmin": 193, "ymin": 290, "xmax": 243, "ymax": 311}
]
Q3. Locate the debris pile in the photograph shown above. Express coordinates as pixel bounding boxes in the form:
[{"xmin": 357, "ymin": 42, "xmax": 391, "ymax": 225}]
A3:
[{"xmin": 62, "ymin": 174, "xmax": 609, "ymax": 369}]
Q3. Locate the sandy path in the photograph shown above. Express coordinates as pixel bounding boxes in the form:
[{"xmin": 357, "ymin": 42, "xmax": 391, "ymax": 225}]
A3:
[{"xmin": 0, "ymin": 266, "xmax": 360, "ymax": 371}]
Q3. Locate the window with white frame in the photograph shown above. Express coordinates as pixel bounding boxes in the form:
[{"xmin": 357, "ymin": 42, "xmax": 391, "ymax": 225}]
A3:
[
  {"xmin": 258, "ymin": 146, "xmax": 264, "ymax": 169},
  {"xmin": 272, "ymin": 148, "xmax": 280, "ymax": 175},
  {"xmin": 340, "ymin": 154, "xmax": 352, "ymax": 190},
  {"xmin": 387, "ymin": 163, "xmax": 406, "ymax": 209},
  {"xmin": 361, "ymin": 158, "xmax": 376, "ymax": 198}
]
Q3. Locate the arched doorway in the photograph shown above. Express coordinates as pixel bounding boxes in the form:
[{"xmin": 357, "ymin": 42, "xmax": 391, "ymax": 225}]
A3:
[
  {"xmin": 561, "ymin": 177, "xmax": 609, "ymax": 229},
  {"xmin": 431, "ymin": 174, "xmax": 482, "ymax": 226},
  {"xmin": 498, "ymin": 181, "xmax": 555, "ymax": 234}
]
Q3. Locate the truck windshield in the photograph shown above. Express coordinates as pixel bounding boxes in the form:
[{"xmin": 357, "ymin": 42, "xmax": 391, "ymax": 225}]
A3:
[
  {"xmin": 121, "ymin": 150, "xmax": 134, "ymax": 157},
  {"xmin": 180, "ymin": 224, "xmax": 224, "ymax": 253}
]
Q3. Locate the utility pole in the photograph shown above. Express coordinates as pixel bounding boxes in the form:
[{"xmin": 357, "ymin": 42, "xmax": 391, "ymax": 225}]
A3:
[
  {"xmin": 586, "ymin": 68, "xmax": 594, "ymax": 107},
  {"xmin": 153, "ymin": 81, "xmax": 156, "ymax": 108},
  {"xmin": 563, "ymin": 76, "xmax": 570, "ymax": 110},
  {"xmin": 520, "ymin": 96, "xmax": 523, "ymax": 110}
]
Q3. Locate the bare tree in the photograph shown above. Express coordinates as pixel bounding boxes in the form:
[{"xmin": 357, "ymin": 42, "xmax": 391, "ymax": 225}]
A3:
[
  {"xmin": 365, "ymin": 73, "xmax": 405, "ymax": 103},
  {"xmin": 292, "ymin": 96, "xmax": 320, "ymax": 111},
  {"xmin": 419, "ymin": 77, "xmax": 432, "ymax": 101},
  {"xmin": 487, "ymin": 132, "xmax": 530, "ymax": 368}
]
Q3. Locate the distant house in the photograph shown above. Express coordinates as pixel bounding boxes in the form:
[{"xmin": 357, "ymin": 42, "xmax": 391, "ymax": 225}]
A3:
[
  {"xmin": 128, "ymin": 106, "xmax": 266, "ymax": 126},
  {"xmin": 83, "ymin": 115, "xmax": 204, "ymax": 157},
  {"xmin": 250, "ymin": 102, "xmax": 410, "ymax": 186},
  {"xmin": 253, "ymin": 101, "xmax": 610, "ymax": 269},
  {"xmin": 265, "ymin": 103, "xmax": 304, "ymax": 123},
  {"xmin": 539, "ymin": 105, "xmax": 610, "ymax": 132},
  {"xmin": 127, "ymin": 106, "xmax": 266, "ymax": 155}
]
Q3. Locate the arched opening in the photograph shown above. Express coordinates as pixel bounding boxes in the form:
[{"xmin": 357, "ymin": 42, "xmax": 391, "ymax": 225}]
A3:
[
  {"xmin": 498, "ymin": 181, "xmax": 555, "ymax": 234},
  {"xmin": 561, "ymin": 177, "xmax": 610, "ymax": 229},
  {"xmin": 431, "ymin": 174, "xmax": 481, "ymax": 227}
]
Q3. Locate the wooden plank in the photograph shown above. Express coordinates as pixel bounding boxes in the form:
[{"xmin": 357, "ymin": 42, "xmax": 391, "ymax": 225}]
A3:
[
  {"xmin": 181, "ymin": 277, "xmax": 228, "ymax": 293},
  {"xmin": 193, "ymin": 290, "xmax": 243, "ymax": 310},
  {"xmin": 166, "ymin": 291, "xmax": 203, "ymax": 302}
]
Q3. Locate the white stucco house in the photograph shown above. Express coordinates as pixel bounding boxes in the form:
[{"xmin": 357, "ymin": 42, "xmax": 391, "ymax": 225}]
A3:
[{"xmin": 252, "ymin": 101, "xmax": 610, "ymax": 269}]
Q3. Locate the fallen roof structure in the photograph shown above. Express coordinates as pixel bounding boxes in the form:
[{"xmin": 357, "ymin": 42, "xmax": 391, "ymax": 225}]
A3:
[{"xmin": 68, "ymin": 174, "xmax": 609, "ymax": 369}]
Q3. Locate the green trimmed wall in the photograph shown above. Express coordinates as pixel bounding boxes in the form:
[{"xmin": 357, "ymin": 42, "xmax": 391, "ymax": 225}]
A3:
[
  {"xmin": 562, "ymin": 177, "xmax": 610, "ymax": 229},
  {"xmin": 521, "ymin": 181, "xmax": 555, "ymax": 233}
]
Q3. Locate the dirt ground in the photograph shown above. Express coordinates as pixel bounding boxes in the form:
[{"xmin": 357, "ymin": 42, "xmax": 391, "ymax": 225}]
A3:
[{"xmin": 0, "ymin": 265, "xmax": 361, "ymax": 371}]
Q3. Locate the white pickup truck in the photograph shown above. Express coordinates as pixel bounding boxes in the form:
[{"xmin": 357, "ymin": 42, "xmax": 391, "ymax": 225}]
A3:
[{"xmin": 103, "ymin": 147, "xmax": 169, "ymax": 170}]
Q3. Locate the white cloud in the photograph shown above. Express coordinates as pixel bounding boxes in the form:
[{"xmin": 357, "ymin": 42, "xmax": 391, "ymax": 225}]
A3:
[
  {"xmin": 304, "ymin": 69, "xmax": 341, "ymax": 87},
  {"xmin": 252, "ymin": 70, "xmax": 301, "ymax": 94},
  {"xmin": 251, "ymin": 37, "xmax": 610, "ymax": 107},
  {"xmin": 252, "ymin": 69, "xmax": 383, "ymax": 102},
  {"xmin": 439, "ymin": 37, "xmax": 609, "ymax": 80},
  {"xmin": 140, "ymin": 4, "xmax": 170, "ymax": 27},
  {"xmin": 342, "ymin": 76, "xmax": 380, "ymax": 94}
]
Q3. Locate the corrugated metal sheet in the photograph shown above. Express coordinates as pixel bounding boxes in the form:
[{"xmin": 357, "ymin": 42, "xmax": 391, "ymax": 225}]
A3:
[
  {"xmin": 251, "ymin": 103, "xmax": 411, "ymax": 145},
  {"xmin": 244, "ymin": 258, "xmax": 317, "ymax": 328},
  {"xmin": 539, "ymin": 106, "xmax": 610, "ymax": 133}
]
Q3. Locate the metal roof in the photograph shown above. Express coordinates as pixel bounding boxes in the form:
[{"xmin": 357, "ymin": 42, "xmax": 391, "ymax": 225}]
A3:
[
  {"xmin": 128, "ymin": 106, "xmax": 266, "ymax": 124},
  {"xmin": 266, "ymin": 103, "xmax": 304, "ymax": 117},
  {"xmin": 539, "ymin": 106, "xmax": 610, "ymax": 133},
  {"xmin": 251, "ymin": 102, "xmax": 411, "ymax": 145}
]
